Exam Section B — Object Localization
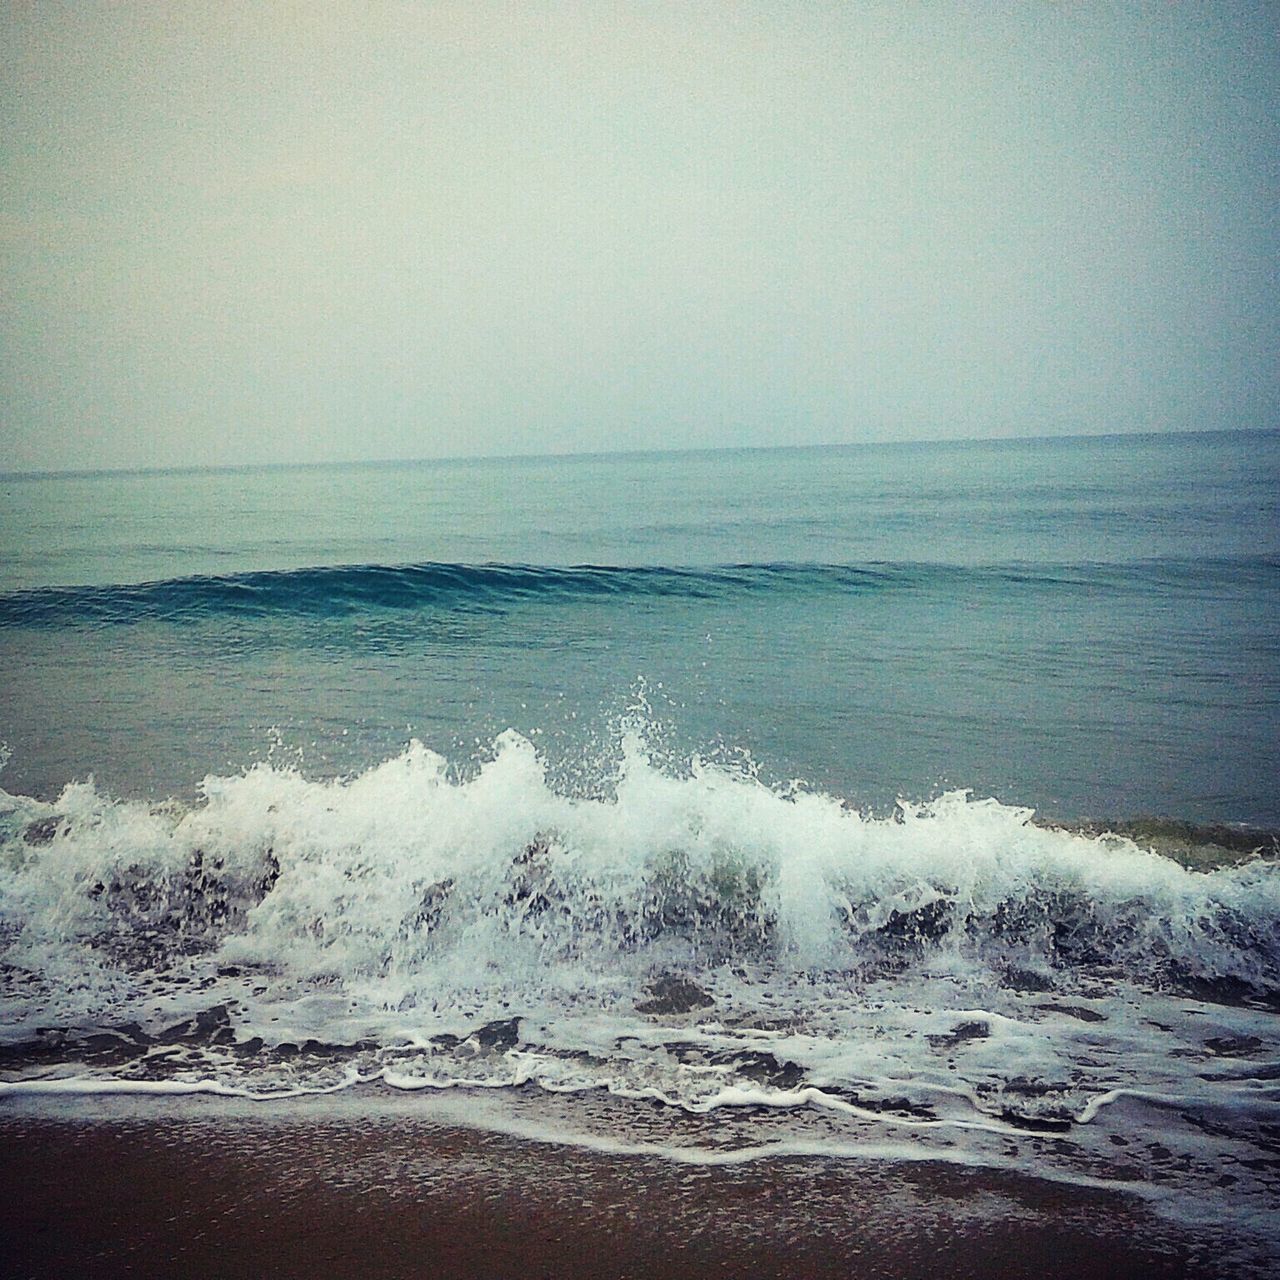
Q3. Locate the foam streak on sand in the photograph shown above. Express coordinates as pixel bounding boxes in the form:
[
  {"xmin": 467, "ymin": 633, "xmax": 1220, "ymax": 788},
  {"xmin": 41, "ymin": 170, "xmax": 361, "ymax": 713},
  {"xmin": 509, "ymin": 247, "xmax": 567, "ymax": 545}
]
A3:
[{"xmin": 0, "ymin": 1096, "xmax": 1208, "ymax": 1280}]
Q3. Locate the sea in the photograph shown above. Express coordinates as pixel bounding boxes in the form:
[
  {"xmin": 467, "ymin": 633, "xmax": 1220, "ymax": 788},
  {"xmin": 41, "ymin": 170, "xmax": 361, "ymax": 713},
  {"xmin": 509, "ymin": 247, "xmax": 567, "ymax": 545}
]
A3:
[{"xmin": 1, "ymin": 429, "xmax": 1278, "ymax": 1270}]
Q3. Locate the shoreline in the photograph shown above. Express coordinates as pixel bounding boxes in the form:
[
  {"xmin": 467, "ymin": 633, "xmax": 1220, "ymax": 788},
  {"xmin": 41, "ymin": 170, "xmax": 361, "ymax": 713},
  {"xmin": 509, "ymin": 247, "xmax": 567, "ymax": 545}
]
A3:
[{"xmin": 0, "ymin": 1093, "xmax": 1215, "ymax": 1280}]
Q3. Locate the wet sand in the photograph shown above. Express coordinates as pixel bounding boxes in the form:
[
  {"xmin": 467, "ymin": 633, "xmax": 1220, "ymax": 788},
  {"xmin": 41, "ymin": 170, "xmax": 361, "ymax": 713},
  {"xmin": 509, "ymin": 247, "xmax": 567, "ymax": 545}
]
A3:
[{"xmin": 0, "ymin": 1095, "xmax": 1206, "ymax": 1280}]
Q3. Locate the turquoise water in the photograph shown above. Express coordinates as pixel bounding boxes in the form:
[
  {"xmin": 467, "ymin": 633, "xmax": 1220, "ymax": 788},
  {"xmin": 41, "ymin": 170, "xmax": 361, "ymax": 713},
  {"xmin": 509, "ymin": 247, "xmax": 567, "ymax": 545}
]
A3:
[{"xmin": 2, "ymin": 429, "xmax": 1276, "ymax": 821}]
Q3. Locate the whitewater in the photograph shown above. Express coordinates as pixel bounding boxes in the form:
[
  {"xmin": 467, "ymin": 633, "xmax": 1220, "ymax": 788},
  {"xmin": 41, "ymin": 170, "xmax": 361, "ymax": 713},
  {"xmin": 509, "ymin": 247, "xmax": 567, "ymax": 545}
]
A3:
[{"xmin": 2, "ymin": 726, "xmax": 1279, "ymax": 1266}]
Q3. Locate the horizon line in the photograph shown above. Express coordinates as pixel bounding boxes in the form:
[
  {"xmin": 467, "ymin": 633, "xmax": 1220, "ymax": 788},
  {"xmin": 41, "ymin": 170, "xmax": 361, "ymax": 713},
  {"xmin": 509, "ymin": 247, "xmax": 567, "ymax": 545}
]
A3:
[{"xmin": 1, "ymin": 422, "xmax": 1272, "ymax": 484}]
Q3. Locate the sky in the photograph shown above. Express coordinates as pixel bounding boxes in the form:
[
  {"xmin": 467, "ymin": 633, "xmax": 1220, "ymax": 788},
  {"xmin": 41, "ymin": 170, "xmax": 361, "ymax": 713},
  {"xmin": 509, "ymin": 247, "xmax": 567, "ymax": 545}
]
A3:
[{"xmin": 1, "ymin": 1, "xmax": 1276, "ymax": 473}]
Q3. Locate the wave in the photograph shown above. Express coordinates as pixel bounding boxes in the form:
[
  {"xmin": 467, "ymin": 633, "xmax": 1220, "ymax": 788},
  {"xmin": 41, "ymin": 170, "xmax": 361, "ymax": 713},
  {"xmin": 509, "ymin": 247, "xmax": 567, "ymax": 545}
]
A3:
[
  {"xmin": 2, "ymin": 730, "xmax": 1277, "ymax": 1024},
  {"xmin": 4, "ymin": 727, "xmax": 1280, "ymax": 1262},
  {"xmin": 1, "ymin": 555, "xmax": 1275, "ymax": 627}
]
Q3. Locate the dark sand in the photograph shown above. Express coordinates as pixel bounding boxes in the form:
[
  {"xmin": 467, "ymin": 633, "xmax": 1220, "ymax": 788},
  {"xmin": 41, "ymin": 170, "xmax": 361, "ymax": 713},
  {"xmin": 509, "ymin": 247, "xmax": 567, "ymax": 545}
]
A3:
[{"xmin": 0, "ymin": 1092, "xmax": 1212, "ymax": 1280}]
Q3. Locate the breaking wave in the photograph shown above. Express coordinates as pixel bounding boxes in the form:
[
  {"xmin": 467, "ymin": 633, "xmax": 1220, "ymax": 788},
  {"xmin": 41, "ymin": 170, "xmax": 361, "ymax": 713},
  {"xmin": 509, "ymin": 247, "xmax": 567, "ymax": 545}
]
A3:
[
  {"xmin": 4, "ymin": 728, "xmax": 1280, "ymax": 1268},
  {"xmin": 2, "ymin": 728, "xmax": 1277, "ymax": 1036}
]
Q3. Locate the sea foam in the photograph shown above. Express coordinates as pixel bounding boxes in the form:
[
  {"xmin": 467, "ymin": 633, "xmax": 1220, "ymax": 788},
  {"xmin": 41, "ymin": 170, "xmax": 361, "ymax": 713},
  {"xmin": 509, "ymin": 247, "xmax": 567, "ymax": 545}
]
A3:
[
  {"xmin": 2, "ymin": 727, "xmax": 1276, "ymax": 1031},
  {"xmin": 3, "ymin": 730, "xmax": 1280, "ymax": 1270}
]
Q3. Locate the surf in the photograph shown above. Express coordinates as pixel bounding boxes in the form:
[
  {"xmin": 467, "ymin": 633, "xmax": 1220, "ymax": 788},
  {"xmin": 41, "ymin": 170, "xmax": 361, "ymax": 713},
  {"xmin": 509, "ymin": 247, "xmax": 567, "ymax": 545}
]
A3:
[
  {"xmin": 2, "ymin": 727, "xmax": 1276, "ymax": 1036},
  {"xmin": 3, "ymin": 725, "xmax": 1279, "ymax": 1269}
]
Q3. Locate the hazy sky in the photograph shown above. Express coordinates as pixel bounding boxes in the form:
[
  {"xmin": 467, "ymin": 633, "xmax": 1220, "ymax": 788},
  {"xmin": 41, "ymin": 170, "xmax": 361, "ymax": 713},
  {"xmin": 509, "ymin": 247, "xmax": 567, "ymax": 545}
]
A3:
[{"xmin": 1, "ymin": 2, "xmax": 1276, "ymax": 472}]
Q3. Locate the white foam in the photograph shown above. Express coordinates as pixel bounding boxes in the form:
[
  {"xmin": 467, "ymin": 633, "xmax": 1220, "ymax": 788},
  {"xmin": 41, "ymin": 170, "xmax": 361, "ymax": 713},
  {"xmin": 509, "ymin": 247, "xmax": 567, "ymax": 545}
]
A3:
[
  {"xmin": 3, "ymin": 731, "xmax": 1275, "ymax": 1019},
  {"xmin": 3, "ymin": 729, "xmax": 1279, "ymax": 1265}
]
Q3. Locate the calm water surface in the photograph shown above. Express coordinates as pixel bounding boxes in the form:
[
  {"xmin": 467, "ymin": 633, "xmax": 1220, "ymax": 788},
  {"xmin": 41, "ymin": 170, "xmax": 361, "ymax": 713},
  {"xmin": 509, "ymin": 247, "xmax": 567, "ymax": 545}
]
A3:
[{"xmin": 1, "ymin": 429, "xmax": 1276, "ymax": 821}]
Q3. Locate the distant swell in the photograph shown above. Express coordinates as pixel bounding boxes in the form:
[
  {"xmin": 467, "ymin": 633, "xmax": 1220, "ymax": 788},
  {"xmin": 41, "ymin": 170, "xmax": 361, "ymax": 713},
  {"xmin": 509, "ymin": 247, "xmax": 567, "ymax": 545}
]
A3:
[{"xmin": 0, "ymin": 556, "xmax": 1274, "ymax": 627}]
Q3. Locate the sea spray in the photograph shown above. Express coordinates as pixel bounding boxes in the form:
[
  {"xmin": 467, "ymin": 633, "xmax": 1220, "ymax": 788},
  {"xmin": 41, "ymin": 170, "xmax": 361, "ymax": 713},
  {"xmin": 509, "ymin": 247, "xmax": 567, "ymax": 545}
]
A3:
[{"xmin": 3, "ymin": 729, "xmax": 1278, "ymax": 1030}]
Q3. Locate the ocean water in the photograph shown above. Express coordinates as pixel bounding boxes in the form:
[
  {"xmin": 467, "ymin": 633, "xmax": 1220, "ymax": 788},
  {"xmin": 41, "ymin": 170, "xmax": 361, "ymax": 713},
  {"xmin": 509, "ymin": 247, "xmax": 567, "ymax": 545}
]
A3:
[{"xmin": 2, "ymin": 430, "xmax": 1279, "ymax": 1271}]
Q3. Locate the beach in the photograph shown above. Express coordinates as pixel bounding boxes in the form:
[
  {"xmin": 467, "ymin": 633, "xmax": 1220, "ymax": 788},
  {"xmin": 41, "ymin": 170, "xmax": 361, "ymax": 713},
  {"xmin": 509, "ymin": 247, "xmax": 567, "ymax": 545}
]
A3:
[
  {"xmin": 0, "ymin": 1091, "xmax": 1203, "ymax": 1280},
  {"xmin": 4, "ymin": 3, "xmax": 1278, "ymax": 1274}
]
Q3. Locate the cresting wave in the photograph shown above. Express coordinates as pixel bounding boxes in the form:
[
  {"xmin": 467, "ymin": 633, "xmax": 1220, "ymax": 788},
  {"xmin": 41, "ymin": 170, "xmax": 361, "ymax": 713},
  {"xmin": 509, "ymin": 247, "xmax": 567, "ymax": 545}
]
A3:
[
  {"xmin": 3, "ymin": 730, "xmax": 1280, "ymax": 1269},
  {"xmin": 1, "ymin": 555, "xmax": 1274, "ymax": 626},
  {"xmin": 1, "ymin": 729, "xmax": 1277, "ymax": 1035}
]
